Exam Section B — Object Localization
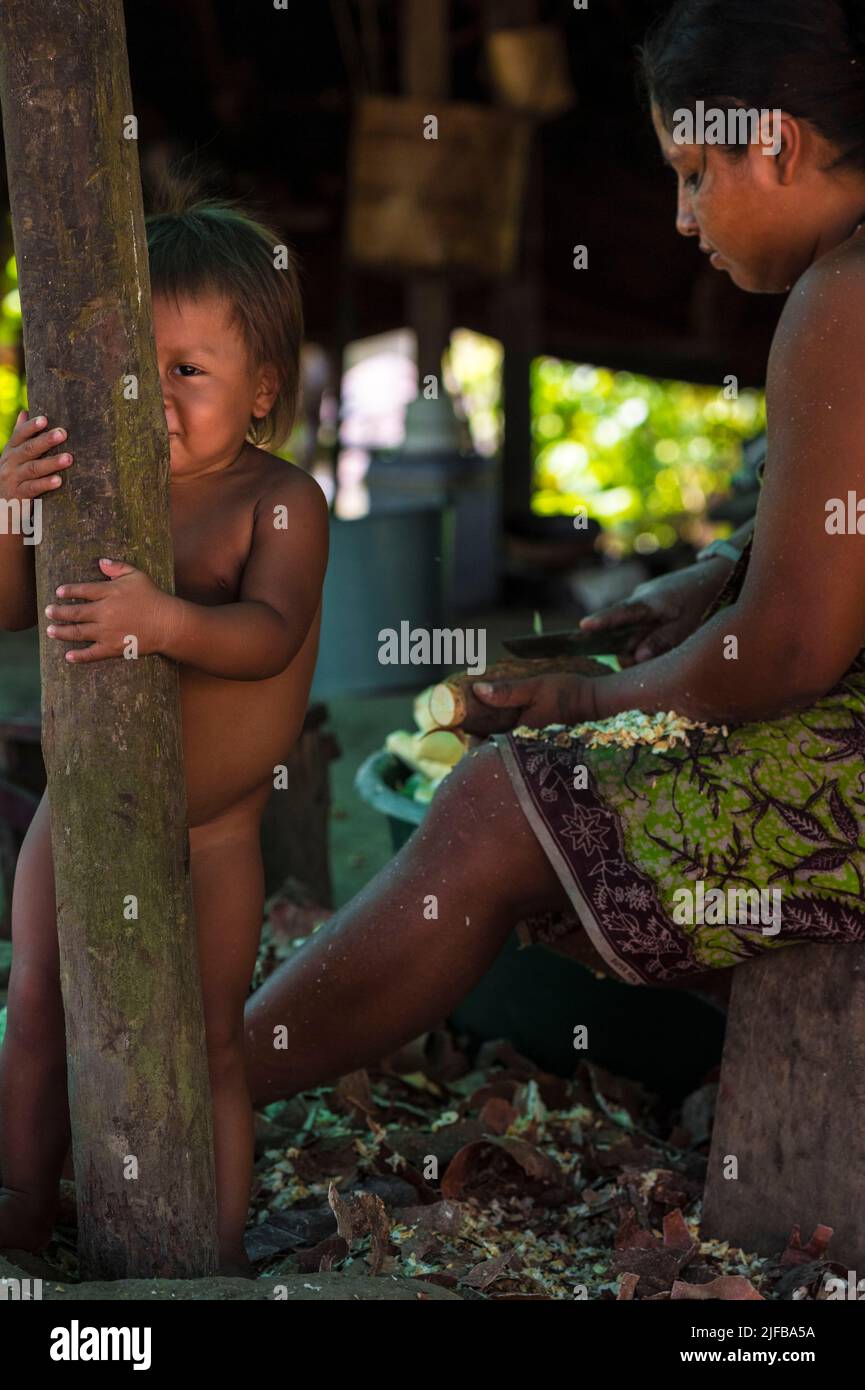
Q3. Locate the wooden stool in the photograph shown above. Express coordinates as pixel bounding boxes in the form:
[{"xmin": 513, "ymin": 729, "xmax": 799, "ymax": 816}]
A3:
[{"xmin": 702, "ymin": 942, "xmax": 865, "ymax": 1268}]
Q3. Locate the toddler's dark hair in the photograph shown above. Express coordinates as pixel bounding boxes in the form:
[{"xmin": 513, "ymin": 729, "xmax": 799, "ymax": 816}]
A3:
[
  {"xmin": 639, "ymin": 0, "xmax": 865, "ymax": 173},
  {"xmin": 145, "ymin": 175, "xmax": 303, "ymax": 452}
]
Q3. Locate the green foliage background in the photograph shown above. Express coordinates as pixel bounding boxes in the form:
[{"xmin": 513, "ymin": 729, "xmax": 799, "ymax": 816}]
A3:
[
  {"xmin": 0, "ymin": 249, "xmax": 24, "ymax": 436},
  {"xmin": 0, "ymin": 253, "xmax": 768, "ymax": 561},
  {"xmin": 531, "ymin": 358, "xmax": 766, "ymax": 554}
]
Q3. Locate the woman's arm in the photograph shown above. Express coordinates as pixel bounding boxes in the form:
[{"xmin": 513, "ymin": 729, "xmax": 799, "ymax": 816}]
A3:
[
  {"xmin": 473, "ymin": 249, "xmax": 865, "ymax": 731},
  {"xmin": 588, "ymin": 601, "xmax": 814, "ymax": 724},
  {"xmin": 577, "ymin": 518, "xmax": 753, "ymax": 667},
  {"xmin": 592, "ymin": 251, "xmax": 865, "ymax": 723}
]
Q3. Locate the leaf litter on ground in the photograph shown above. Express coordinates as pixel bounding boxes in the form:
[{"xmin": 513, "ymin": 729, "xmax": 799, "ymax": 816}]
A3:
[
  {"xmin": 248, "ymin": 900, "xmax": 840, "ymax": 1301},
  {"xmin": 19, "ymin": 887, "xmax": 841, "ymax": 1299}
]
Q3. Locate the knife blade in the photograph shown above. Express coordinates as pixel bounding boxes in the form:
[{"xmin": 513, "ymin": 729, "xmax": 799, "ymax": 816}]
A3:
[{"xmin": 502, "ymin": 623, "xmax": 650, "ymax": 659}]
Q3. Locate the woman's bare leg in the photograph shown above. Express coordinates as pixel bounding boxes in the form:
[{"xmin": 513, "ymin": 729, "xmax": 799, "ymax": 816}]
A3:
[{"xmin": 244, "ymin": 742, "xmax": 574, "ymax": 1105}]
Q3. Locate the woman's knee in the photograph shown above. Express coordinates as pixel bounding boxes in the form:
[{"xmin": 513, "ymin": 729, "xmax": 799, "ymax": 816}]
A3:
[
  {"xmin": 415, "ymin": 740, "xmax": 564, "ymax": 908},
  {"xmin": 421, "ymin": 741, "xmax": 517, "ymax": 844}
]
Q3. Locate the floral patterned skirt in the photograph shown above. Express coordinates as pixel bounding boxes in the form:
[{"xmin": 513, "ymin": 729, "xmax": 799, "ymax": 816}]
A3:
[{"xmin": 489, "ymin": 653, "xmax": 865, "ymax": 987}]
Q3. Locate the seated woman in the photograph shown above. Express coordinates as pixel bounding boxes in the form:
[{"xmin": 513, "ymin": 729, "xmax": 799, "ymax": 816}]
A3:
[{"xmin": 245, "ymin": 0, "xmax": 865, "ymax": 1104}]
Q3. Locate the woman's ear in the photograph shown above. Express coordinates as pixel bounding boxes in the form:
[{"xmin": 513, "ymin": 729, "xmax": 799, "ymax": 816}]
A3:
[{"xmin": 769, "ymin": 112, "xmax": 803, "ymax": 186}]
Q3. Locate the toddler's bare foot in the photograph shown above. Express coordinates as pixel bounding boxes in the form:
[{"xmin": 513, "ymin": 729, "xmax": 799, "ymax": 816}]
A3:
[{"xmin": 0, "ymin": 1189, "xmax": 56, "ymax": 1252}]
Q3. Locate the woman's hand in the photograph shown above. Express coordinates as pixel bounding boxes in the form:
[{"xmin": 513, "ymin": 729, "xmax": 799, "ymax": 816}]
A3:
[
  {"xmin": 578, "ymin": 559, "xmax": 732, "ymax": 667},
  {"xmin": 467, "ymin": 672, "xmax": 600, "ymax": 733},
  {"xmin": 44, "ymin": 558, "xmax": 176, "ymax": 663}
]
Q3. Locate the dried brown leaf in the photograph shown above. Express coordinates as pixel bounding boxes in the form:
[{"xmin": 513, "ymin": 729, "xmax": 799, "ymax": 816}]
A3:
[
  {"xmin": 479, "ymin": 1096, "xmax": 517, "ymax": 1134},
  {"xmin": 781, "ymin": 1223, "xmax": 834, "ymax": 1267},
  {"xmin": 671, "ymin": 1275, "xmax": 764, "ymax": 1301},
  {"xmin": 327, "ymin": 1182, "xmax": 353, "ymax": 1242},
  {"xmin": 663, "ymin": 1208, "xmax": 695, "ymax": 1252},
  {"xmin": 441, "ymin": 1136, "xmax": 562, "ymax": 1202},
  {"xmin": 462, "ymin": 1250, "xmax": 521, "ymax": 1290},
  {"xmin": 617, "ymin": 1272, "xmax": 640, "ymax": 1300}
]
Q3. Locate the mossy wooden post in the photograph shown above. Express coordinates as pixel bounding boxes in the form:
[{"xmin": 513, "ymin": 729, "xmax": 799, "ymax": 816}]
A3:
[
  {"xmin": 400, "ymin": 0, "xmax": 451, "ymax": 382},
  {"xmin": 0, "ymin": 0, "xmax": 219, "ymax": 1278}
]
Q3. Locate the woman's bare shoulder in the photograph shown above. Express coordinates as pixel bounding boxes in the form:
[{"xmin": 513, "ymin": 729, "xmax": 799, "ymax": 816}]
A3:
[{"xmin": 774, "ymin": 235, "xmax": 865, "ymax": 341}]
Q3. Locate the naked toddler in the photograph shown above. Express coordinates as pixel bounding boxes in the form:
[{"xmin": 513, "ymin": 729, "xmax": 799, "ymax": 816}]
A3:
[{"xmin": 0, "ymin": 200, "xmax": 328, "ymax": 1273}]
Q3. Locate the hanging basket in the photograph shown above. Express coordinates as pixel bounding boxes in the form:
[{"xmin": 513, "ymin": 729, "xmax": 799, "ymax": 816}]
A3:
[
  {"xmin": 346, "ymin": 96, "xmax": 530, "ymax": 278},
  {"xmin": 485, "ymin": 25, "xmax": 577, "ymax": 119}
]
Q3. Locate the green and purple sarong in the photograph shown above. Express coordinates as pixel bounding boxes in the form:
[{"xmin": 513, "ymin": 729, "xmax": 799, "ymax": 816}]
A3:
[{"xmin": 491, "ymin": 543, "xmax": 865, "ymax": 985}]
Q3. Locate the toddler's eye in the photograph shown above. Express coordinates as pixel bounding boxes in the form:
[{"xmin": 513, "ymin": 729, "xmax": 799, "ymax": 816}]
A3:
[
  {"xmin": 175, "ymin": 364, "xmax": 202, "ymax": 377},
  {"xmin": 684, "ymin": 173, "xmax": 701, "ymax": 192}
]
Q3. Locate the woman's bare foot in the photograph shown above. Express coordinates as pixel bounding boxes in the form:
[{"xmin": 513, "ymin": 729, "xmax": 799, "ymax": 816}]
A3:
[{"xmin": 0, "ymin": 1188, "xmax": 56, "ymax": 1252}]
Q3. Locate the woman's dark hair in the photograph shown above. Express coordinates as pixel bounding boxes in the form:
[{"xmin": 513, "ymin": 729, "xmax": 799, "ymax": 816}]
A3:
[{"xmin": 639, "ymin": 0, "xmax": 865, "ymax": 173}]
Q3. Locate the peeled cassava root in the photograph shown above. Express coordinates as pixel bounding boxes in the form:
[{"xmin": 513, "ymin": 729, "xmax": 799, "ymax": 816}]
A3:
[{"xmin": 422, "ymin": 656, "xmax": 609, "ymax": 732}]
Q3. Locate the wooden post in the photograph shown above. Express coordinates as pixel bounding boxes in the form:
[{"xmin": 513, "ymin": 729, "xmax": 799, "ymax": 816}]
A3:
[
  {"xmin": 0, "ymin": 0, "xmax": 218, "ymax": 1278},
  {"xmin": 401, "ymin": 0, "xmax": 452, "ymax": 383},
  {"xmin": 485, "ymin": 0, "xmax": 541, "ymax": 525},
  {"xmin": 702, "ymin": 944, "xmax": 865, "ymax": 1269}
]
